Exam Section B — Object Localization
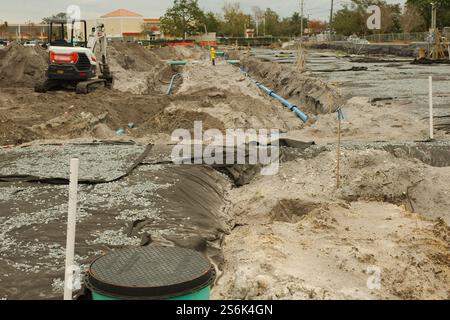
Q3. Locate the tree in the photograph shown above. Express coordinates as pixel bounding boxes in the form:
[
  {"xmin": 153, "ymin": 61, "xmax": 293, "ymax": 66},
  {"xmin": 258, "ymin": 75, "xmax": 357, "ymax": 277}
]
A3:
[
  {"xmin": 42, "ymin": 12, "xmax": 68, "ymax": 24},
  {"xmin": 0, "ymin": 22, "xmax": 8, "ymax": 39},
  {"xmin": 219, "ymin": 3, "xmax": 248, "ymax": 37},
  {"xmin": 160, "ymin": 0, "xmax": 205, "ymax": 39},
  {"xmin": 264, "ymin": 8, "xmax": 280, "ymax": 36},
  {"xmin": 380, "ymin": 4, "xmax": 402, "ymax": 33},
  {"xmin": 204, "ymin": 12, "xmax": 220, "ymax": 33},
  {"xmin": 332, "ymin": 5, "xmax": 366, "ymax": 36},
  {"xmin": 401, "ymin": 4, "xmax": 426, "ymax": 32},
  {"xmin": 406, "ymin": 0, "xmax": 450, "ymax": 28},
  {"xmin": 332, "ymin": 0, "xmax": 402, "ymax": 35},
  {"xmin": 251, "ymin": 6, "xmax": 264, "ymax": 36},
  {"xmin": 308, "ymin": 20, "xmax": 328, "ymax": 34}
]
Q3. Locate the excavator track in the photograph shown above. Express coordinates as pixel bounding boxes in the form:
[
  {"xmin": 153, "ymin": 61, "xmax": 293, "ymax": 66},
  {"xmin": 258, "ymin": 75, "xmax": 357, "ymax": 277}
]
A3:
[
  {"xmin": 34, "ymin": 79, "xmax": 61, "ymax": 93},
  {"xmin": 75, "ymin": 79, "xmax": 107, "ymax": 94}
]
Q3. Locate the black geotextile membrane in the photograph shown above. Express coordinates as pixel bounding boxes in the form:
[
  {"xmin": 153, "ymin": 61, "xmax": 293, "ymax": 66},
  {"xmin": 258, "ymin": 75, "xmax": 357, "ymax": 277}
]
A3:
[
  {"xmin": 0, "ymin": 143, "xmax": 151, "ymax": 184},
  {"xmin": 0, "ymin": 143, "xmax": 231, "ymax": 299},
  {"xmin": 379, "ymin": 142, "xmax": 450, "ymax": 167}
]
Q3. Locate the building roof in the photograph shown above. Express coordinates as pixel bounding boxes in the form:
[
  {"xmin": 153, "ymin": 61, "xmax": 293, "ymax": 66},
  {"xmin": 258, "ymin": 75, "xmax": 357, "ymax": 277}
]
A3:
[
  {"xmin": 144, "ymin": 19, "xmax": 160, "ymax": 23},
  {"xmin": 101, "ymin": 9, "xmax": 143, "ymax": 18}
]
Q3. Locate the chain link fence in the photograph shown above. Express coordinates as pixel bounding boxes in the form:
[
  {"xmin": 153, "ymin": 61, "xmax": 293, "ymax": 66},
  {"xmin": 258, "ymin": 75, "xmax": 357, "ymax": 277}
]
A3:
[{"xmin": 363, "ymin": 32, "xmax": 429, "ymax": 43}]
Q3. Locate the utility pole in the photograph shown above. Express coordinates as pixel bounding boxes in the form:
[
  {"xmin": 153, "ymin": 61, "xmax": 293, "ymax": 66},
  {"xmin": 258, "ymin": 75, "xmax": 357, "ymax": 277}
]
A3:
[
  {"xmin": 263, "ymin": 16, "xmax": 266, "ymax": 37},
  {"xmin": 300, "ymin": 0, "xmax": 304, "ymax": 40},
  {"xmin": 431, "ymin": 2, "xmax": 436, "ymax": 31},
  {"xmin": 329, "ymin": 0, "xmax": 334, "ymax": 31}
]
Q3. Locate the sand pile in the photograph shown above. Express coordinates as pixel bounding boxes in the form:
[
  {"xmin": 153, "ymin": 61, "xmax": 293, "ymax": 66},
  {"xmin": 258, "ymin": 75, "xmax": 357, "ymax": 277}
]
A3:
[
  {"xmin": 108, "ymin": 42, "xmax": 173, "ymax": 94},
  {"xmin": 153, "ymin": 45, "xmax": 206, "ymax": 61},
  {"xmin": 108, "ymin": 42, "xmax": 163, "ymax": 71},
  {"xmin": 216, "ymin": 147, "xmax": 449, "ymax": 223},
  {"xmin": 0, "ymin": 44, "xmax": 48, "ymax": 87},
  {"xmin": 241, "ymin": 56, "xmax": 343, "ymax": 115}
]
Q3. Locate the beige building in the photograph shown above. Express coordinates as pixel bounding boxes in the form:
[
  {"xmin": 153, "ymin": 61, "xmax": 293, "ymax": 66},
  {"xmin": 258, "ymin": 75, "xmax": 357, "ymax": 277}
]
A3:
[{"xmin": 87, "ymin": 9, "xmax": 161, "ymax": 41}]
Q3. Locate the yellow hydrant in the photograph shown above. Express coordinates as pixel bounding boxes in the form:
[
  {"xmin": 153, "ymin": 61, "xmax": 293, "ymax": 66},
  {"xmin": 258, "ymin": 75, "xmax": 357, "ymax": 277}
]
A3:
[{"xmin": 210, "ymin": 47, "xmax": 216, "ymax": 66}]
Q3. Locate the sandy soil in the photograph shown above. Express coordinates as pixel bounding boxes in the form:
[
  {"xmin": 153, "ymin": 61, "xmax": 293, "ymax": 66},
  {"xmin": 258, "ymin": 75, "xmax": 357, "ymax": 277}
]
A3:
[
  {"xmin": 215, "ymin": 201, "xmax": 449, "ymax": 300},
  {"xmin": 0, "ymin": 44, "xmax": 449, "ymax": 300},
  {"xmin": 173, "ymin": 59, "xmax": 302, "ymax": 131},
  {"xmin": 211, "ymin": 149, "xmax": 450, "ymax": 299},
  {"xmin": 289, "ymin": 96, "xmax": 448, "ymax": 144}
]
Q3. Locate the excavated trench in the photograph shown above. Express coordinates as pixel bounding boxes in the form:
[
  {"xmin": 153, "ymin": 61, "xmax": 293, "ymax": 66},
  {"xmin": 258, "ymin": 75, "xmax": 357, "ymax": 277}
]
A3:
[{"xmin": 239, "ymin": 55, "xmax": 344, "ymax": 116}]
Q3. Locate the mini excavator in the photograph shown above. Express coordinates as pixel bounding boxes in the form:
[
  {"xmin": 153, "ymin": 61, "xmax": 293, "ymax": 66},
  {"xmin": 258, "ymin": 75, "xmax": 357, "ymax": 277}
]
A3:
[{"xmin": 35, "ymin": 19, "xmax": 113, "ymax": 94}]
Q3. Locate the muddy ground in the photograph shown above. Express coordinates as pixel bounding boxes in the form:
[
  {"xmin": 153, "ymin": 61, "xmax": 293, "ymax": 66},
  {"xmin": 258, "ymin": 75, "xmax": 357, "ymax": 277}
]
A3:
[{"xmin": 0, "ymin": 44, "xmax": 449, "ymax": 300}]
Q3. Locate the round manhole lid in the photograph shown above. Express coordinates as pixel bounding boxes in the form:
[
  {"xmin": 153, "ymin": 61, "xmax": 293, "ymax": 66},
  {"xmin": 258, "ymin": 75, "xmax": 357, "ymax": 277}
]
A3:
[{"xmin": 87, "ymin": 246, "xmax": 214, "ymax": 299}]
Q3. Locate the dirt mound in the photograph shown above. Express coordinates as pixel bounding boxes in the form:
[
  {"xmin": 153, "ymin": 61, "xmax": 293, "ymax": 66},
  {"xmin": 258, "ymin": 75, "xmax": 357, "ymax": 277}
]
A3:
[
  {"xmin": 108, "ymin": 42, "xmax": 163, "ymax": 71},
  {"xmin": 141, "ymin": 105, "xmax": 226, "ymax": 134},
  {"xmin": 0, "ymin": 44, "xmax": 48, "ymax": 87},
  {"xmin": 175, "ymin": 60, "xmax": 304, "ymax": 132},
  {"xmin": 152, "ymin": 45, "xmax": 206, "ymax": 61},
  {"xmin": 241, "ymin": 55, "xmax": 343, "ymax": 115},
  {"xmin": 108, "ymin": 42, "xmax": 173, "ymax": 94},
  {"xmin": 0, "ymin": 113, "xmax": 36, "ymax": 145},
  {"xmin": 336, "ymin": 149, "xmax": 425, "ymax": 203},
  {"xmin": 0, "ymin": 87, "xmax": 171, "ymax": 145}
]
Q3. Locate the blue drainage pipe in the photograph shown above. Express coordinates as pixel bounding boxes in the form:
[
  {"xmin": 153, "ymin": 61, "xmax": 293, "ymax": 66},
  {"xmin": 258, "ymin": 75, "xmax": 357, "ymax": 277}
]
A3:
[
  {"xmin": 254, "ymin": 81, "xmax": 309, "ymax": 123},
  {"xmin": 167, "ymin": 73, "xmax": 182, "ymax": 96}
]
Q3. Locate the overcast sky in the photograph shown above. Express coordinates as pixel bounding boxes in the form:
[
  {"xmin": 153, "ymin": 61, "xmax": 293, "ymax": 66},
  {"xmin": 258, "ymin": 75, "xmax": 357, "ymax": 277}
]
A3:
[{"xmin": 0, "ymin": 0, "xmax": 406, "ymax": 24}]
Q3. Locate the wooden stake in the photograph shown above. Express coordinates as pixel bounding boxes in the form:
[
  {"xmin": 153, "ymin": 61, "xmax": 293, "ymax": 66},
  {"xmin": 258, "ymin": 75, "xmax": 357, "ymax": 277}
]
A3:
[{"xmin": 64, "ymin": 158, "xmax": 79, "ymax": 301}]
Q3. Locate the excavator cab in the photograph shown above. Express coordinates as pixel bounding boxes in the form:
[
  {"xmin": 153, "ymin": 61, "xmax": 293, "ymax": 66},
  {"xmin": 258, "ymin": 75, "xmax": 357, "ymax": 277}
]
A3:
[
  {"xmin": 35, "ymin": 19, "xmax": 113, "ymax": 94},
  {"xmin": 48, "ymin": 19, "xmax": 88, "ymax": 47}
]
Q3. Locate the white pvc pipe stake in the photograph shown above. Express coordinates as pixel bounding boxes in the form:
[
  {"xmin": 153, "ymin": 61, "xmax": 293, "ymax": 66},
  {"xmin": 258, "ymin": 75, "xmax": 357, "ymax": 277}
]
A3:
[
  {"xmin": 429, "ymin": 76, "xmax": 434, "ymax": 140},
  {"xmin": 64, "ymin": 158, "xmax": 79, "ymax": 301}
]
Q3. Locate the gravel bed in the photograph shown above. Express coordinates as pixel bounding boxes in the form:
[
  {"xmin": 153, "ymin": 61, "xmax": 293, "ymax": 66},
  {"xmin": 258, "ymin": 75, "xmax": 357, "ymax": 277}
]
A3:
[{"xmin": 0, "ymin": 144, "xmax": 147, "ymax": 180}]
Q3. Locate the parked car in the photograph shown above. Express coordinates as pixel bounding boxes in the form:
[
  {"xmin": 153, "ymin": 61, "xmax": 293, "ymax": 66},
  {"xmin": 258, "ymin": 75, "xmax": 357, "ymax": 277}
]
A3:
[
  {"xmin": 0, "ymin": 40, "xmax": 8, "ymax": 47},
  {"xmin": 347, "ymin": 34, "xmax": 370, "ymax": 44},
  {"xmin": 23, "ymin": 40, "xmax": 38, "ymax": 47}
]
